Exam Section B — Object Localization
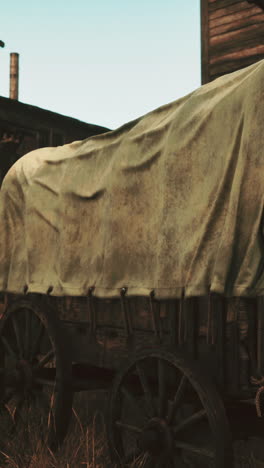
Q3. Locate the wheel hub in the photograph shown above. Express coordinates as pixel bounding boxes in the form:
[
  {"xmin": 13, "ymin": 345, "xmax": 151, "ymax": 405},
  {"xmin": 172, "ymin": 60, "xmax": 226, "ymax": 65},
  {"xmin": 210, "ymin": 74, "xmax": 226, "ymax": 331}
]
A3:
[{"xmin": 137, "ymin": 417, "xmax": 173, "ymax": 456}]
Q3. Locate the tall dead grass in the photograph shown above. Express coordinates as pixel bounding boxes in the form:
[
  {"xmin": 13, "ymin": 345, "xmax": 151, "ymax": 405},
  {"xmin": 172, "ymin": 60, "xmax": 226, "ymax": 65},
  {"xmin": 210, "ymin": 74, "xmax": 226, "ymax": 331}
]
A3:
[
  {"xmin": 0, "ymin": 390, "xmax": 263, "ymax": 468},
  {"xmin": 0, "ymin": 389, "xmax": 111, "ymax": 468}
]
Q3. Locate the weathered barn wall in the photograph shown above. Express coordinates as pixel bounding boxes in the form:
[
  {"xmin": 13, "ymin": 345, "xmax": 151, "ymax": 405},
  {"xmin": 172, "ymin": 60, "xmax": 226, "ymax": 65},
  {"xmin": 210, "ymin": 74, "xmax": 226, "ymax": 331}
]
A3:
[
  {"xmin": 0, "ymin": 96, "xmax": 110, "ymax": 183},
  {"xmin": 201, "ymin": 0, "xmax": 264, "ymax": 83}
]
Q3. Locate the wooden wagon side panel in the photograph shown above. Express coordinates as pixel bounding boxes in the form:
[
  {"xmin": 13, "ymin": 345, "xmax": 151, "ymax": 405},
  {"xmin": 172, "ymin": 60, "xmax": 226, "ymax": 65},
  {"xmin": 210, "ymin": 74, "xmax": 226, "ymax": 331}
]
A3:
[
  {"xmin": 56, "ymin": 296, "xmax": 218, "ymax": 379},
  {"xmin": 201, "ymin": 0, "xmax": 264, "ymax": 83},
  {"xmin": 2, "ymin": 292, "xmax": 255, "ymax": 395}
]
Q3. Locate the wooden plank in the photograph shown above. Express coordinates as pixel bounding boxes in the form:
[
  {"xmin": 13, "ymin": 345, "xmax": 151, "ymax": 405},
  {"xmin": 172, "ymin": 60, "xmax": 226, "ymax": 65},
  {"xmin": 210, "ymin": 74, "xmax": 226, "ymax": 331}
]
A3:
[
  {"xmin": 168, "ymin": 300, "xmax": 179, "ymax": 346},
  {"xmin": 210, "ymin": 22, "xmax": 264, "ymax": 46},
  {"xmin": 210, "ymin": 24, "xmax": 264, "ymax": 54},
  {"xmin": 209, "ymin": 54, "xmax": 264, "ymax": 77},
  {"xmin": 210, "ymin": 1, "xmax": 255, "ymax": 19},
  {"xmin": 201, "ymin": 0, "xmax": 210, "ymax": 84},
  {"xmin": 183, "ymin": 297, "xmax": 199, "ymax": 359},
  {"xmin": 210, "ymin": 12, "xmax": 264, "ymax": 36},
  {"xmin": 214, "ymin": 295, "xmax": 227, "ymax": 386},
  {"xmin": 230, "ymin": 320, "xmax": 240, "ymax": 393},
  {"xmin": 209, "ymin": 6, "xmax": 262, "ymax": 27},
  {"xmin": 210, "ymin": 43, "xmax": 264, "ymax": 64},
  {"xmin": 209, "ymin": 0, "xmax": 248, "ymax": 10}
]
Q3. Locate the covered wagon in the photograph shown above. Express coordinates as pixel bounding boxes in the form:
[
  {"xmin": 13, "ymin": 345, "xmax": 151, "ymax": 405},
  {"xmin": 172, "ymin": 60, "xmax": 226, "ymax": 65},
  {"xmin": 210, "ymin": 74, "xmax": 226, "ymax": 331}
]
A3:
[{"xmin": 0, "ymin": 58, "xmax": 264, "ymax": 467}]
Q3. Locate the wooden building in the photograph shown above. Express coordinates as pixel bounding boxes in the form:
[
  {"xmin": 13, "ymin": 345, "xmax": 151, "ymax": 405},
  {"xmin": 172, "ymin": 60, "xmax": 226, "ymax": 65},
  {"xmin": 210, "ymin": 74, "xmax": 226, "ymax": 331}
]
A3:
[
  {"xmin": 201, "ymin": 0, "xmax": 264, "ymax": 83},
  {"xmin": 0, "ymin": 96, "xmax": 110, "ymax": 184}
]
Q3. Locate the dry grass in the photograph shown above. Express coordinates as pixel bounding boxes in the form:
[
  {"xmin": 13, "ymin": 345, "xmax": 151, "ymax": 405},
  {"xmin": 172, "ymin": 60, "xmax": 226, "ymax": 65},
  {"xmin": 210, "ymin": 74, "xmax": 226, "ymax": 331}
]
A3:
[
  {"xmin": 0, "ymin": 391, "xmax": 263, "ymax": 468},
  {"xmin": 0, "ymin": 390, "xmax": 112, "ymax": 468}
]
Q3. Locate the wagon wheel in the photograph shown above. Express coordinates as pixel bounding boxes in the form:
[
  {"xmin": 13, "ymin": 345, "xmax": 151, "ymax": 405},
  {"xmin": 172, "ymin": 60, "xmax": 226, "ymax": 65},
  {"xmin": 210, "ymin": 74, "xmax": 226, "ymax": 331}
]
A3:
[
  {"xmin": 107, "ymin": 348, "xmax": 233, "ymax": 467},
  {"xmin": 0, "ymin": 297, "xmax": 73, "ymax": 453}
]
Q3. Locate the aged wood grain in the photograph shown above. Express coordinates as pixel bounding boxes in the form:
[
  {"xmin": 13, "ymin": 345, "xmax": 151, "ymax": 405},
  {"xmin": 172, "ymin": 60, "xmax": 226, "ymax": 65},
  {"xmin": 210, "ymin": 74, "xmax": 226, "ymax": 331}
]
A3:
[
  {"xmin": 201, "ymin": 0, "xmax": 210, "ymax": 84},
  {"xmin": 210, "ymin": 43, "xmax": 264, "ymax": 63},
  {"xmin": 203, "ymin": 0, "xmax": 264, "ymax": 81},
  {"xmin": 210, "ymin": 25, "xmax": 264, "ymax": 55},
  {"xmin": 210, "ymin": 22, "xmax": 264, "ymax": 45},
  {"xmin": 210, "ymin": 54, "xmax": 264, "ymax": 77},
  {"xmin": 209, "ymin": 0, "xmax": 249, "ymax": 10},
  {"xmin": 210, "ymin": 12, "xmax": 264, "ymax": 35},
  {"xmin": 210, "ymin": 1, "xmax": 255, "ymax": 19},
  {"xmin": 209, "ymin": 6, "xmax": 262, "ymax": 28}
]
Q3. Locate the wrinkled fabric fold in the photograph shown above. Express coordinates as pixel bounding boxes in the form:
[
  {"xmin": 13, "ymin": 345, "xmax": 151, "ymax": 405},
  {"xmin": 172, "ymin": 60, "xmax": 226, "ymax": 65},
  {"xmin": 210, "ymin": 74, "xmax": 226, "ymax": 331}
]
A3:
[{"xmin": 0, "ymin": 59, "xmax": 264, "ymax": 298}]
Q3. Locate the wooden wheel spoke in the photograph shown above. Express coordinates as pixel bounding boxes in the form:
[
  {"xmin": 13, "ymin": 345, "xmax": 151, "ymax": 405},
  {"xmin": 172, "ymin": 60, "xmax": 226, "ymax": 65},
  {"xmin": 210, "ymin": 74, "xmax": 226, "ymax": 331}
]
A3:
[
  {"xmin": 174, "ymin": 440, "xmax": 214, "ymax": 459},
  {"xmin": 172, "ymin": 408, "xmax": 207, "ymax": 435},
  {"xmin": 135, "ymin": 363, "xmax": 156, "ymax": 417},
  {"xmin": 115, "ymin": 420, "xmax": 142, "ymax": 434},
  {"xmin": 167, "ymin": 375, "xmax": 188, "ymax": 423},
  {"xmin": 158, "ymin": 358, "xmax": 166, "ymax": 417},
  {"xmin": 11, "ymin": 315, "xmax": 23, "ymax": 358},
  {"xmin": 31, "ymin": 321, "xmax": 45, "ymax": 360},
  {"xmin": 34, "ymin": 349, "xmax": 55, "ymax": 369},
  {"xmin": 0, "ymin": 336, "xmax": 17, "ymax": 359}
]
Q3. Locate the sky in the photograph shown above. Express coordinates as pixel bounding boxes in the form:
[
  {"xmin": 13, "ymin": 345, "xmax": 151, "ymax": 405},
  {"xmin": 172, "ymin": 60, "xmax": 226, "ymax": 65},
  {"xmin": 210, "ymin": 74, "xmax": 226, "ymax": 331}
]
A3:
[{"xmin": 0, "ymin": 1, "xmax": 201, "ymax": 130}]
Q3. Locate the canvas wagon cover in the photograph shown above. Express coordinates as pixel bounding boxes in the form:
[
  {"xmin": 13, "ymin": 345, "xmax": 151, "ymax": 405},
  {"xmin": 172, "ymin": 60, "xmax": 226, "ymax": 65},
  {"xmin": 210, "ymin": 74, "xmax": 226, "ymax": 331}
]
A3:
[{"xmin": 0, "ymin": 60, "xmax": 264, "ymax": 299}]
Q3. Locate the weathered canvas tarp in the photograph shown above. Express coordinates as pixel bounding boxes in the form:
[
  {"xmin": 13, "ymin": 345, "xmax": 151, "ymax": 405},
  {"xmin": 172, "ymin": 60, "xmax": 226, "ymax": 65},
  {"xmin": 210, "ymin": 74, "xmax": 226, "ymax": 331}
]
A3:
[{"xmin": 0, "ymin": 59, "xmax": 264, "ymax": 299}]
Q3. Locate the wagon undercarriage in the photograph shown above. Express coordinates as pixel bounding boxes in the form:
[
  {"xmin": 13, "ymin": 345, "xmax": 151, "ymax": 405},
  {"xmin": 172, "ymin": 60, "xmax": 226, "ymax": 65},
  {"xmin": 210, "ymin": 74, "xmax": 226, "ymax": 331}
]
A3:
[{"xmin": 0, "ymin": 293, "xmax": 263, "ymax": 466}]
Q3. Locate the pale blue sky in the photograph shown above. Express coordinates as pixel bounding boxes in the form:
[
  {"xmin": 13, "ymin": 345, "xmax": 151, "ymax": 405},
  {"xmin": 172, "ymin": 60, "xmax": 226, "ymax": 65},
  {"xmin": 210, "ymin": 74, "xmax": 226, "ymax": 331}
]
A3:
[{"xmin": 0, "ymin": 1, "xmax": 201, "ymax": 129}]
